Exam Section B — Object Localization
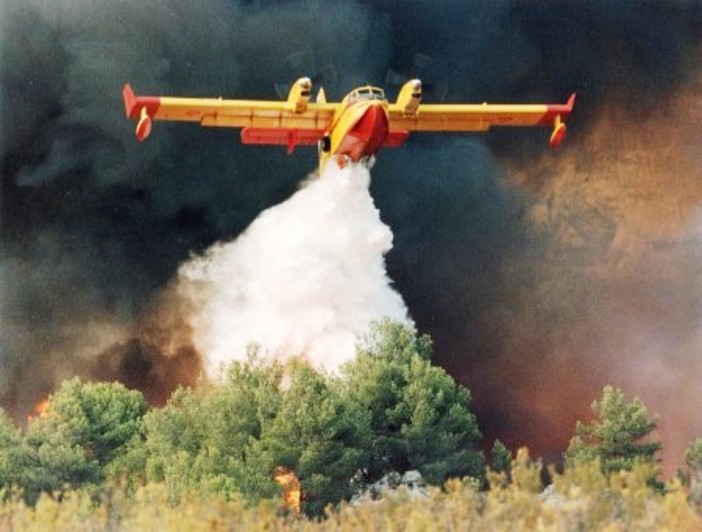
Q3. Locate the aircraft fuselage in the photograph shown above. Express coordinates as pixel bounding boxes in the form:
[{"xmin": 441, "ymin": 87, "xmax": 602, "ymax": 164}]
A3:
[{"xmin": 323, "ymin": 99, "xmax": 389, "ymax": 168}]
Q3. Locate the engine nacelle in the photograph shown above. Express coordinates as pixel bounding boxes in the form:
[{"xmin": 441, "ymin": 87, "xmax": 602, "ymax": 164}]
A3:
[
  {"xmin": 286, "ymin": 77, "xmax": 312, "ymax": 113},
  {"xmin": 395, "ymin": 79, "xmax": 422, "ymax": 116}
]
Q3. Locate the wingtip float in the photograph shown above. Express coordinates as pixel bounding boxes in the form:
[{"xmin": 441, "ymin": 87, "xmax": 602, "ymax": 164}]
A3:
[
  {"xmin": 123, "ymin": 78, "xmax": 575, "ymax": 171},
  {"xmin": 123, "ymin": 83, "xmax": 156, "ymax": 142},
  {"xmin": 543, "ymin": 92, "xmax": 576, "ymax": 149}
]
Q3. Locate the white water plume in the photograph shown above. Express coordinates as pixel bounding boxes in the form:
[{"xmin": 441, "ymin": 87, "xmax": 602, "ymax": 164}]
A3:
[{"xmin": 177, "ymin": 162, "xmax": 410, "ymax": 376}]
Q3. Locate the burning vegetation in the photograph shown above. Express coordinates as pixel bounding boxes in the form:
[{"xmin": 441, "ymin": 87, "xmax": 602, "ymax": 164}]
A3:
[
  {"xmin": 274, "ymin": 466, "xmax": 303, "ymax": 517},
  {"xmin": 26, "ymin": 398, "xmax": 49, "ymax": 424}
]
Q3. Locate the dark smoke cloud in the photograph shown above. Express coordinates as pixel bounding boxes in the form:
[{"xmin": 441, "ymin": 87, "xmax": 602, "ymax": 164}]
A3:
[
  {"xmin": 371, "ymin": 0, "xmax": 702, "ymax": 470},
  {"xmin": 0, "ymin": 0, "xmax": 389, "ymax": 414},
  {"xmin": 2, "ymin": 0, "xmax": 702, "ymax": 472},
  {"xmin": 488, "ymin": 86, "xmax": 702, "ymax": 471}
]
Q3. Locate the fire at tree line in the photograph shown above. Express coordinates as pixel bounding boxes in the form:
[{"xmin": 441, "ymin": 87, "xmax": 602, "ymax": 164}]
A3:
[{"xmin": 1, "ymin": 320, "xmax": 702, "ymax": 523}]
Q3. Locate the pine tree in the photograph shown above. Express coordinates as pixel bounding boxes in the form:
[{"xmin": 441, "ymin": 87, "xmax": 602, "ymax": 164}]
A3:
[
  {"xmin": 340, "ymin": 319, "xmax": 484, "ymax": 485},
  {"xmin": 490, "ymin": 439, "xmax": 513, "ymax": 475},
  {"xmin": 564, "ymin": 385, "xmax": 661, "ymax": 478},
  {"xmin": 18, "ymin": 378, "xmax": 147, "ymax": 502},
  {"xmin": 143, "ymin": 351, "xmax": 284, "ymax": 501},
  {"xmin": 260, "ymin": 360, "xmax": 371, "ymax": 516}
]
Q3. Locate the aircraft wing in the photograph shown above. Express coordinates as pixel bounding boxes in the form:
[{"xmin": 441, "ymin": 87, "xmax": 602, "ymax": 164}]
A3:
[
  {"xmin": 387, "ymin": 93, "xmax": 575, "ymax": 148},
  {"xmin": 123, "ymin": 83, "xmax": 336, "ymax": 151}
]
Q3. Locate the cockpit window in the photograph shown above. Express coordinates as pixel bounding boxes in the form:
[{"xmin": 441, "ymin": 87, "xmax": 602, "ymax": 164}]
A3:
[{"xmin": 347, "ymin": 86, "xmax": 386, "ymax": 103}]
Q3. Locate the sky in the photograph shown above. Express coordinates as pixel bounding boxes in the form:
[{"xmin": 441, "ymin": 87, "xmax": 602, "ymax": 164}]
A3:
[{"xmin": 2, "ymin": 0, "xmax": 702, "ymax": 470}]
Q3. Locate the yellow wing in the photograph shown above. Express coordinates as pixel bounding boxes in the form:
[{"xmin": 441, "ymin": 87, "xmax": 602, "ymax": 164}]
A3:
[
  {"xmin": 387, "ymin": 80, "xmax": 575, "ymax": 147},
  {"xmin": 123, "ymin": 78, "xmax": 336, "ymax": 151}
]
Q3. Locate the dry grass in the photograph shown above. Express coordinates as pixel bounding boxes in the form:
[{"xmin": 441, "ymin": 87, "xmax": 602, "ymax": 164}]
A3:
[{"xmin": 2, "ymin": 450, "xmax": 701, "ymax": 531}]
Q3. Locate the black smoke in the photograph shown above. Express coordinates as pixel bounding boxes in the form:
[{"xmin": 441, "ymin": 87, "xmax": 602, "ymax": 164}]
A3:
[{"xmin": 2, "ymin": 0, "xmax": 702, "ymax": 469}]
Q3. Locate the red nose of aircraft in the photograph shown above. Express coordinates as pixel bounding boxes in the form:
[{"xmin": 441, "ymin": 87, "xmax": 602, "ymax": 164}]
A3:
[{"xmin": 338, "ymin": 102, "xmax": 389, "ymax": 162}]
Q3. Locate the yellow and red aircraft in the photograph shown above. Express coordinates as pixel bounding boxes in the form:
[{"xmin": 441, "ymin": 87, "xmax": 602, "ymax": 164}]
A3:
[{"xmin": 123, "ymin": 78, "xmax": 574, "ymax": 171}]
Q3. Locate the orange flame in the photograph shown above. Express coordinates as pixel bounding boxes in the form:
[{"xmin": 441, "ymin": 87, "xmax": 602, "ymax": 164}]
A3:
[
  {"xmin": 274, "ymin": 466, "xmax": 302, "ymax": 517},
  {"xmin": 27, "ymin": 398, "xmax": 49, "ymax": 424}
]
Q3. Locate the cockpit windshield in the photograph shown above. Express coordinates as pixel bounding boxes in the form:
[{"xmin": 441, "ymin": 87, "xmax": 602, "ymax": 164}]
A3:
[{"xmin": 347, "ymin": 86, "xmax": 386, "ymax": 103}]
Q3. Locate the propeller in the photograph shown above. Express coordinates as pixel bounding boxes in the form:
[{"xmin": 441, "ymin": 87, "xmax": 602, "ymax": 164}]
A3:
[
  {"xmin": 385, "ymin": 53, "xmax": 448, "ymax": 101},
  {"xmin": 274, "ymin": 49, "xmax": 339, "ymax": 100}
]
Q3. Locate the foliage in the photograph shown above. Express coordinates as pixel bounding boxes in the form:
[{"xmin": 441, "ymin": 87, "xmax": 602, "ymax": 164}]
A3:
[
  {"xmin": 1, "ymin": 456, "xmax": 701, "ymax": 531},
  {"xmin": 683, "ymin": 437, "xmax": 702, "ymax": 507},
  {"xmin": 10, "ymin": 323, "xmax": 702, "ymax": 526},
  {"xmin": 0, "ymin": 321, "xmax": 485, "ymax": 515},
  {"xmin": 490, "ymin": 439, "xmax": 512, "ymax": 476},
  {"xmin": 143, "ymin": 351, "xmax": 284, "ymax": 502},
  {"xmin": 0, "ymin": 411, "xmax": 21, "ymax": 492},
  {"xmin": 564, "ymin": 385, "xmax": 661, "ymax": 482},
  {"xmin": 143, "ymin": 352, "xmax": 371, "ymax": 515},
  {"xmin": 341, "ymin": 319, "xmax": 484, "ymax": 486},
  {"xmin": 141, "ymin": 320, "xmax": 485, "ymax": 513},
  {"xmin": 261, "ymin": 361, "xmax": 371, "ymax": 515},
  {"xmin": 15, "ymin": 379, "xmax": 147, "ymax": 503}
]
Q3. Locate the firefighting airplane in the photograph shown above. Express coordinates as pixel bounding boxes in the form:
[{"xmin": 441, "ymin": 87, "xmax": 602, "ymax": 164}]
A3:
[{"xmin": 123, "ymin": 77, "xmax": 575, "ymax": 171}]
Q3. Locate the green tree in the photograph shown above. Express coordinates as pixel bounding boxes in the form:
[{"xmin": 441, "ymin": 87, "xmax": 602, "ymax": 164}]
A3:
[
  {"xmin": 143, "ymin": 351, "xmax": 283, "ymax": 502},
  {"xmin": 201, "ymin": 352, "xmax": 284, "ymax": 498},
  {"xmin": 144, "ymin": 354, "xmax": 371, "ymax": 515},
  {"xmin": 341, "ymin": 319, "xmax": 484, "ymax": 485},
  {"xmin": 18, "ymin": 378, "xmax": 147, "ymax": 502},
  {"xmin": 564, "ymin": 385, "xmax": 661, "ymax": 478},
  {"xmin": 260, "ymin": 360, "xmax": 371, "ymax": 516},
  {"xmin": 490, "ymin": 439, "xmax": 513, "ymax": 476}
]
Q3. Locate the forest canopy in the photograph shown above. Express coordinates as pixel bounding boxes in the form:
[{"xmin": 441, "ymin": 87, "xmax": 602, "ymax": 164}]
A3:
[{"xmin": 0, "ymin": 320, "xmax": 700, "ymax": 527}]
